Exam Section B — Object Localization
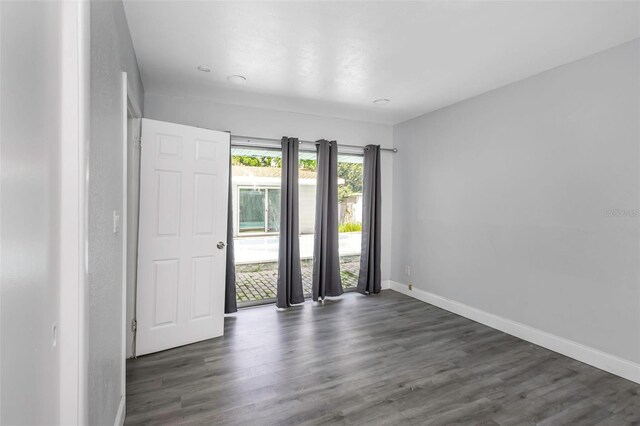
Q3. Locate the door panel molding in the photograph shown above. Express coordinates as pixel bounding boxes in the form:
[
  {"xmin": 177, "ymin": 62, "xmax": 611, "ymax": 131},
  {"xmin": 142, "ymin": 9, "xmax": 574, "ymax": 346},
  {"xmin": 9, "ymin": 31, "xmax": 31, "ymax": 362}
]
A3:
[{"xmin": 136, "ymin": 119, "xmax": 230, "ymax": 356}]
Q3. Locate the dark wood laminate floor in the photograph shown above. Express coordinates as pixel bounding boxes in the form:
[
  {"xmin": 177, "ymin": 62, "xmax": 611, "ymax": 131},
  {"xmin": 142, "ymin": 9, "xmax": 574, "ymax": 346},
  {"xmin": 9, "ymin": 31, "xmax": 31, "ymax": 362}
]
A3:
[{"xmin": 125, "ymin": 290, "xmax": 640, "ymax": 425}]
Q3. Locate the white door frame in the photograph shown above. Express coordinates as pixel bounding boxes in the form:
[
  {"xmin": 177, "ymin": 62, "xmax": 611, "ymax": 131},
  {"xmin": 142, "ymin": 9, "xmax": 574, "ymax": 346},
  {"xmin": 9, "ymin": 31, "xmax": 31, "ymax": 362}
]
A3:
[
  {"xmin": 120, "ymin": 72, "xmax": 142, "ymax": 425},
  {"xmin": 59, "ymin": 1, "xmax": 90, "ymax": 424},
  {"xmin": 124, "ymin": 74, "xmax": 142, "ymax": 362}
]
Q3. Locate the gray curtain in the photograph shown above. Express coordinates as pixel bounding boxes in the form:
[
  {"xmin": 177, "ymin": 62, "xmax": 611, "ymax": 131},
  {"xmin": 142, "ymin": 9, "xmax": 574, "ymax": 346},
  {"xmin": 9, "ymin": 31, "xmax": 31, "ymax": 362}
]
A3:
[
  {"xmin": 225, "ymin": 151, "xmax": 237, "ymax": 313},
  {"xmin": 357, "ymin": 145, "xmax": 382, "ymax": 294},
  {"xmin": 276, "ymin": 137, "xmax": 305, "ymax": 308},
  {"xmin": 312, "ymin": 140, "xmax": 343, "ymax": 300}
]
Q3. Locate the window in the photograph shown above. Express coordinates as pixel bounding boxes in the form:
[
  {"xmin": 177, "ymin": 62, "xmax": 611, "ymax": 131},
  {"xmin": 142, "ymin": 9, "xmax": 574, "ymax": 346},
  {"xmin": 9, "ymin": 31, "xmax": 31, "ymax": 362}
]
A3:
[
  {"xmin": 295, "ymin": 151, "xmax": 364, "ymax": 291},
  {"xmin": 336, "ymin": 153, "xmax": 364, "ymax": 289},
  {"xmin": 238, "ymin": 188, "xmax": 265, "ymax": 233},
  {"xmin": 238, "ymin": 187, "xmax": 280, "ymax": 234},
  {"xmin": 230, "ymin": 146, "xmax": 364, "ymax": 305},
  {"xmin": 232, "ymin": 147, "xmax": 282, "ymax": 305}
]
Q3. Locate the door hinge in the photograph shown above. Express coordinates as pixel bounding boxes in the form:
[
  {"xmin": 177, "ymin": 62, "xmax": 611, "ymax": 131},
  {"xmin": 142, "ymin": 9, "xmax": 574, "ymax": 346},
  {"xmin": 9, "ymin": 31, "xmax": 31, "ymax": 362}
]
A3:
[
  {"xmin": 131, "ymin": 318, "xmax": 137, "ymax": 333},
  {"xmin": 135, "ymin": 138, "xmax": 142, "ymax": 150}
]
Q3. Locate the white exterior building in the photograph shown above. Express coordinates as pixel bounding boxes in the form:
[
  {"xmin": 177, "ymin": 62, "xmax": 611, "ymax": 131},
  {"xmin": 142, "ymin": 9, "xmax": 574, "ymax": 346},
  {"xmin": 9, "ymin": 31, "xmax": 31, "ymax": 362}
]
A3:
[{"xmin": 232, "ymin": 165, "xmax": 320, "ymax": 236}]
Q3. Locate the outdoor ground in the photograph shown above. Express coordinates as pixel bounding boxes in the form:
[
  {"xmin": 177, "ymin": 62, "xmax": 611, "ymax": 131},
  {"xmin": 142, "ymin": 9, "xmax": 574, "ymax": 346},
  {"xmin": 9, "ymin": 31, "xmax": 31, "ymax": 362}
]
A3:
[
  {"xmin": 234, "ymin": 233, "xmax": 361, "ymax": 263},
  {"xmin": 236, "ymin": 255, "xmax": 360, "ymax": 304}
]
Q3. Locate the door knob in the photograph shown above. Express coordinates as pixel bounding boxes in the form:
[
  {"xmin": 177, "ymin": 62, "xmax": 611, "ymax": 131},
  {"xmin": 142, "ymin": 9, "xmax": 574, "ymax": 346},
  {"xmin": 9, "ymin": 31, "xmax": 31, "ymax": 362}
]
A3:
[{"xmin": 217, "ymin": 241, "xmax": 226, "ymax": 249}]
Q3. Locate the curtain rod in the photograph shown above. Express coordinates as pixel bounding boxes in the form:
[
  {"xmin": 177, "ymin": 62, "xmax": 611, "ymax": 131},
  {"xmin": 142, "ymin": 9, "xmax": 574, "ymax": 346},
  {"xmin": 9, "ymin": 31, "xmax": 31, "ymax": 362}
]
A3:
[{"xmin": 230, "ymin": 134, "xmax": 398, "ymax": 153}]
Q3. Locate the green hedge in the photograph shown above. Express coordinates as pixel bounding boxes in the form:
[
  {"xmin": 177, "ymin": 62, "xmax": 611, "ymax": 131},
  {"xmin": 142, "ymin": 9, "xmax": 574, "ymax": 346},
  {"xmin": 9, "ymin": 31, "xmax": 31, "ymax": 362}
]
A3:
[{"xmin": 339, "ymin": 222, "xmax": 362, "ymax": 233}]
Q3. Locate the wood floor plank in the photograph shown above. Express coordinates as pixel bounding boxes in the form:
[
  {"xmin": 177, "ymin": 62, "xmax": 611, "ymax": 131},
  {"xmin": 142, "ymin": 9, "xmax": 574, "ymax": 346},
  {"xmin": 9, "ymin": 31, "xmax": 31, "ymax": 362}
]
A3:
[{"xmin": 125, "ymin": 290, "xmax": 640, "ymax": 425}]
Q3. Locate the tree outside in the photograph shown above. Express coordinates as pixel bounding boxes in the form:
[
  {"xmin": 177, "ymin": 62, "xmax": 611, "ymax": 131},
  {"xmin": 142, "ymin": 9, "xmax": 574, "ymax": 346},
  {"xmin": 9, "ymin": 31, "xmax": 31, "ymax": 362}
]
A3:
[{"xmin": 232, "ymin": 155, "xmax": 363, "ymax": 201}]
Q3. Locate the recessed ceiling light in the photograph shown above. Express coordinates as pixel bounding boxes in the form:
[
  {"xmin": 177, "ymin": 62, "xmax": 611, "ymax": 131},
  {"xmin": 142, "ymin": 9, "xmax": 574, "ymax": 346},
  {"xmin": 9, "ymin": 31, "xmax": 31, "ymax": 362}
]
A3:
[
  {"xmin": 227, "ymin": 75, "xmax": 247, "ymax": 85},
  {"xmin": 197, "ymin": 65, "xmax": 211, "ymax": 73},
  {"xmin": 373, "ymin": 98, "xmax": 390, "ymax": 105}
]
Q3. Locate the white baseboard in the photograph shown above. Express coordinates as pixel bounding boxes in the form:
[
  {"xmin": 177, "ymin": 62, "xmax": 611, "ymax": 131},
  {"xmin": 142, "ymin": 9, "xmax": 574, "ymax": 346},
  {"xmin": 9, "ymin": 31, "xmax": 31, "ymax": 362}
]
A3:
[
  {"xmin": 381, "ymin": 280, "xmax": 391, "ymax": 290},
  {"xmin": 114, "ymin": 395, "xmax": 125, "ymax": 426},
  {"xmin": 389, "ymin": 281, "xmax": 640, "ymax": 384}
]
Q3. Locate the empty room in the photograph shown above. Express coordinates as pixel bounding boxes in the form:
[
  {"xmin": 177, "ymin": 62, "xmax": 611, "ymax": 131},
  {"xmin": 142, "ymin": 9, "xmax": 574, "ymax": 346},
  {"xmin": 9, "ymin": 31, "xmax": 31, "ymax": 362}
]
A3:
[{"xmin": 1, "ymin": 0, "xmax": 639, "ymax": 425}]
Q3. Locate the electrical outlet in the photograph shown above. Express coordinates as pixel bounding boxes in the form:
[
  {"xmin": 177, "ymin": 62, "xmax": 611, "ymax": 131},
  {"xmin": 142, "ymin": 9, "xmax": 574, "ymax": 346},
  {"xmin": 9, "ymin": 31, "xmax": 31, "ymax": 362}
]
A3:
[
  {"xmin": 113, "ymin": 210, "xmax": 120, "ymax": 234},
  {"xmin": 408, "ymin": 284, "xmax": 413, "ymax": 291}
]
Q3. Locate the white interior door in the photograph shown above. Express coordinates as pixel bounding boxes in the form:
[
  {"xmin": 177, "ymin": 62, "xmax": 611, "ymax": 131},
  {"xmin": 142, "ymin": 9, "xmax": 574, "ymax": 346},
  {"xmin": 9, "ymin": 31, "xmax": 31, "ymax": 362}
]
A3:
[{"xmin": 136, "ymin": 119, "xmax": 230, "ymax": 356}]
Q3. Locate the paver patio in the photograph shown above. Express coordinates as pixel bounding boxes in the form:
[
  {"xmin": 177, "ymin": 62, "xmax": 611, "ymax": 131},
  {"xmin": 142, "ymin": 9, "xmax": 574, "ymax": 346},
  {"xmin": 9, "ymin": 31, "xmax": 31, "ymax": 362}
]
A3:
[{"xmin": 236, "ymin": 255, "xmax": 360, "ymax": 304}]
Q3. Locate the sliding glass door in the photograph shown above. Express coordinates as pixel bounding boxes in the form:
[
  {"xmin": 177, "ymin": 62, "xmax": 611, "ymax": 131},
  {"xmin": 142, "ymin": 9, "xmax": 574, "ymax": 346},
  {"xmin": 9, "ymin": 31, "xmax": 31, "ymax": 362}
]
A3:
[
  {"xmin": 231, "ymin": 146, "xmax": 364, "ymax": 306},
  {"xmin": 267, "ymin": 188, "xmax": 281, "ymax": 232},
  {"xmin": 336, "ymin": 153, "xmax": 364, "ymax": 290},
  {"xmin": 232, "ymin": 147, "xmax": 282, "ymax": 306},
  {"xmin": 238, "ymin": 187, "xmax": 280, "ymax": 234},
  {"xmin": 296, "ymin": 151, "xmax": 364, "ymax": 293},
  {"xmin": 238, "ymin": 188, "xmax": 265, "ymax": 233}
]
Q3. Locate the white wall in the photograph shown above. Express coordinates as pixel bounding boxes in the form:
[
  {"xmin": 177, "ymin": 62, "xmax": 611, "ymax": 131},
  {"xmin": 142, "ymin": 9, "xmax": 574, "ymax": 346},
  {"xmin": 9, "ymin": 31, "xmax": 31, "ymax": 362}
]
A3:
[
  {"xmin": 88, "ymin": 0, "xmax": 144, "ymax": 424},
  {"xmin": 0, "ymin": 2, "xmax": 64, "ymax": 423},
  {"xmin": 298, "ymin": 185, "xmax": 317, "ymax": 235},
  {"xmin": 145, "ymin": 93, "xmax": 394, "ymax": 281},
  {"xmin": 392, "ymin": 40, "xmax": 640, "ymax": 368}
]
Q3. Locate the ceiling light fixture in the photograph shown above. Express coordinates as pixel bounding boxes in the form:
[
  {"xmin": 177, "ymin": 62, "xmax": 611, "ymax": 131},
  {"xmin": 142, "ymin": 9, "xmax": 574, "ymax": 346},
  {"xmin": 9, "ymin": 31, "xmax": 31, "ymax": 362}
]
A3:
[
  {"xmin": 373, "ymin": 98, "xmax": 390, "ymax": 105},
  {"xmin": 227, "ymin": 75, "xmax": 247, "ymax": 85},
  {"xmin": 197, "ymin": 65, "xmax": 211, "ymax": 73}
]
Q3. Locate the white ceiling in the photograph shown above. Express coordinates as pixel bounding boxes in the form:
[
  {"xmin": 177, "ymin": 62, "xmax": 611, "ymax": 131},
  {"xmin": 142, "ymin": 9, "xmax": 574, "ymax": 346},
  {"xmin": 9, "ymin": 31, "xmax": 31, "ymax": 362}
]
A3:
[{"xmin": 123, "ymin": 1, "xmax": 640, "ymax": 125}]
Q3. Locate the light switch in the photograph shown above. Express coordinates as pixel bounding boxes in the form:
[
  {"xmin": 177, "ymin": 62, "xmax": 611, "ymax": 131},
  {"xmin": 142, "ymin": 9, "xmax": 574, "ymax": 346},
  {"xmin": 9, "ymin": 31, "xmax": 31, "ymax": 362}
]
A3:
[{"xmin": 113, "ymin": 210, "xmax": 120, "ymax": 234}]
